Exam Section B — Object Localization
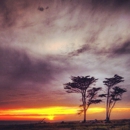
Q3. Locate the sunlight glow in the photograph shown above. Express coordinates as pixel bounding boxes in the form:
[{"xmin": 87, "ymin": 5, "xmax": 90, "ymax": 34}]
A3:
[
  {"xmin": 0, "ymin": 107, "xmax": 129, "ymax": 120},
  {"xmin": 46, "ymin": 115, "xmax": 54, "ymax": 120},
  {"xmin": 87, "ymin": 107, "xmax": 105, "ymax": 114},
  {"xmin": 0, "ymin": 106, "xmax": 78, "ymax": 120}
]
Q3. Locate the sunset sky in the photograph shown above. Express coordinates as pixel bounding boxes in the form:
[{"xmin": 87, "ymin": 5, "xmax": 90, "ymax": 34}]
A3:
[{"xmin": 0, "ymin": 0, "xmax": 130, "ymax": 121}]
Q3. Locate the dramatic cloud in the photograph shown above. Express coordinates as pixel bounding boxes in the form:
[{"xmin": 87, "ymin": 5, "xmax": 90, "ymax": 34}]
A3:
[
  {"xmin": 113, "ymin": 41, "xmax": 130, "ymax": 55},
  {"xmin": 0, "ymin": 0, "xmax": 130, "ymax": 111}
]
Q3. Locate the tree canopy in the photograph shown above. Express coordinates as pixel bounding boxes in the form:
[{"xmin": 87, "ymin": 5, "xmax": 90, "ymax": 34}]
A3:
[
  {"xmin": 99, "ymin": 74, "xmax": 127, "ymax": 123},
  {"xmin": 64, "ymin": 76, "xmax": 102, "ymax": 122}
]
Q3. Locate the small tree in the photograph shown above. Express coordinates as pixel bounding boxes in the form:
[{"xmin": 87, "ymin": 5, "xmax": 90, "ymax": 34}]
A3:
[
  {"xmin": 64, "ymin": 76, "xmax": 102, "ymax": 123},
  {"xmin": 99, "ymin": 74, "xmax": 127, "ymax": 123}
]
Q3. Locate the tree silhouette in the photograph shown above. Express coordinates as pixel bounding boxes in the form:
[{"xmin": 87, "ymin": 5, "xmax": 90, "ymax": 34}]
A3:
[
  {"xmin": 64, "ymin": 76, "xmax": 102, "ymax": 123},
  {"xmin": 99, "ymin": 74, "xmax": 127, "ymax": 123}
]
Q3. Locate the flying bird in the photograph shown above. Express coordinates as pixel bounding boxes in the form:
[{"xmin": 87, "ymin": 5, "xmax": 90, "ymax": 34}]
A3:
[{"xmin": 38, "ymin": 6, "xmax": 44, "ymax": 11}]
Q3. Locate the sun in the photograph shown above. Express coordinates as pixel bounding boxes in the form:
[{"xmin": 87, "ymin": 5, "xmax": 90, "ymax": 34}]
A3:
[{"xmin": 46, "ymin": 115, "xmax": 54, "ymax": 120}]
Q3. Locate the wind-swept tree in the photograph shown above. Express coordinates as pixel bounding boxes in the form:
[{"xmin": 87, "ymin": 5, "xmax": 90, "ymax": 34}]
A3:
[
  {"xmin": 99, "ymin": 74, "xmax": 127, "ymax": 123},
  {"xmin": 64, "ymin": 76, "xmax": 102, "ymax": 123}
]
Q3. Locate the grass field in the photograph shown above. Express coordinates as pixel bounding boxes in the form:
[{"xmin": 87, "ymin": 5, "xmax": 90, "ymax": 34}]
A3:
[{"xmin": 0, "ymin": 119, "xmax": 130, "ymax": 130}]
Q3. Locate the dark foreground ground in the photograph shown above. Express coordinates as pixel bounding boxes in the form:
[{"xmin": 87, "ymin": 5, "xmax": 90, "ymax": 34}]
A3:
[{"xmin": 0, "ymin": 119, "xmax": 130, "ymax": 130}]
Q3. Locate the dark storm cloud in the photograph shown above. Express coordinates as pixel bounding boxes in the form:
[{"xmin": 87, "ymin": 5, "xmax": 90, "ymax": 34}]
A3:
[
  {"xmin": 0, "ymin": 0, "xmax": 30, "ymax": 28},
  {"xmin": 0, "ymin": 47, "xmax": 56, "ymax": 83},
  {"xmin": 91, "ymin": 0, "xmax": 130, "ymax": 10},
  {"xmin": 0, "ymin": 0, "xmax": 130, "ymax": 29},
  {"xmin": 0, "ymin": 46, "xmax": 75, "ymax": 86},
  {"xmin": 0, "ymin": 46, "xmax": 74, "ymax": 108},
  {"xmin": 113, "ymin": 41, "xmax": 130, "ymax": 55},
  {"xmin": 68, "ymin": 44, "xmax": 90, "ymax": 57}
]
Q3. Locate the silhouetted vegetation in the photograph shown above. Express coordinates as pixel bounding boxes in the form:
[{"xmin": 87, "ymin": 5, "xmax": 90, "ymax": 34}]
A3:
[
  {"xmin": 99, "ymin": 74, "xmax": 127, "ymax": 123},
  {"xmin": 0, "ymin": 119, "xmax": 130, "ymax": 130},
  {"xmin": 64, "ymin": 76, "xmax": 102, "ymax": 123}
]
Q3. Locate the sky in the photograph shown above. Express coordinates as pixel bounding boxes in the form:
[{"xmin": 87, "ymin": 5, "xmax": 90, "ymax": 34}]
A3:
[{"xmin": 0, "ymin": 0, "xmax": 130, "ymax": 121}]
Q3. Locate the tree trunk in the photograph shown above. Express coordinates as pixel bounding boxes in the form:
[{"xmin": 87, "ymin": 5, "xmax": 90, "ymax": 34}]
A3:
[
  {"xmin": 106, "ymin": 87, "xmax": 110, "ymax": 123},
  {"xmin": 82, "ymin": 92, "xmax": 86, "ymax": 123},
  {"xmin": 83, "ymin": 108, "xmax": 86, "ymax": 123},
  {"xmin": 105, "ymin": 116, "xmax": 110, "ymax": 123}
]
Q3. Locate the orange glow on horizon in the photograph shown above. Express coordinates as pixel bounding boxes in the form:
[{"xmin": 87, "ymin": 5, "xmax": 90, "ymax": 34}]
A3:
[
  {"xmin": 0, "ymin": 106, "xmax": 130, "ymax": 121},
  {"xmin": 0, "ymin": 106, "xmax": 78, "ymax": 121}
]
